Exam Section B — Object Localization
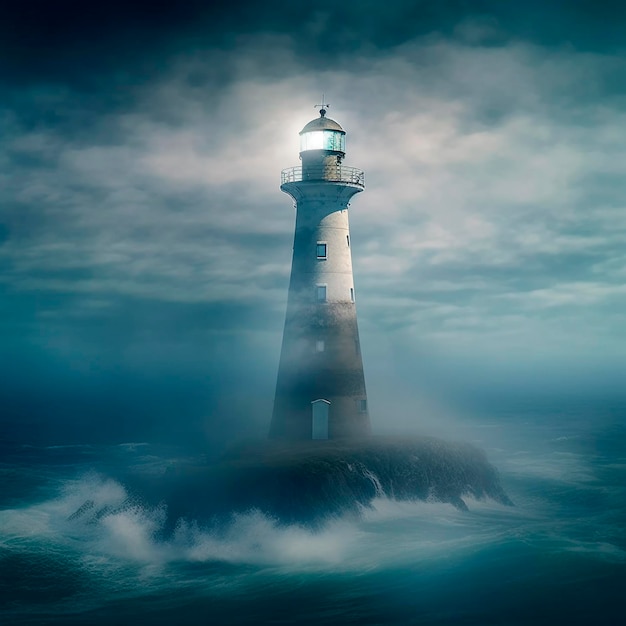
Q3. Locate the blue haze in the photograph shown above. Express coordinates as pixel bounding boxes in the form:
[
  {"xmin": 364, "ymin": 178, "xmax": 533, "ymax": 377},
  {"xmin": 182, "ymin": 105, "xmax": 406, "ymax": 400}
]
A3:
[{"xmin": 1, "ymin": 1, "xmax": 625, "ymax": 623}]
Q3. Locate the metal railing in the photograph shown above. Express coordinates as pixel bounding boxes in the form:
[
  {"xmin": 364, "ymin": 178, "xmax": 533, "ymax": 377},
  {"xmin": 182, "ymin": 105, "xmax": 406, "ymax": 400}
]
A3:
[{"xmin": 281, "ymin": 165, "xmax": 365, "ymax": 187}]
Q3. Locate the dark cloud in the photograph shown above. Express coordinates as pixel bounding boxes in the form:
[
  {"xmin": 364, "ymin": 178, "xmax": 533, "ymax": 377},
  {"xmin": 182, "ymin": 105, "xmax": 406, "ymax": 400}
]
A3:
[
  {"xmin": 4, "ymin": 0, "xmax": 626, "ymax": 90},
  {"xmin": 2, "ymin": 2, "xmax": 626, "ymax": 445}
]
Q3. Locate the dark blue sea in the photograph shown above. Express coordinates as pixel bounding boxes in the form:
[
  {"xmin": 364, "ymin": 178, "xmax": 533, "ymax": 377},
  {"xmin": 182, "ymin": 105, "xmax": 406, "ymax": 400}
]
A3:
[{"xmin": 1, "ymin": 399, "xmax": 625, "ymax": 625}]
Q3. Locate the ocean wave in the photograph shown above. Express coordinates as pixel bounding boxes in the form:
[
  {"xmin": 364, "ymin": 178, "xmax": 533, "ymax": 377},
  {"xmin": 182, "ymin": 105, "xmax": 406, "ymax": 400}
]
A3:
[{"xmin": 1, "ymin": 474, "xmax": 363, "ymax": 570}]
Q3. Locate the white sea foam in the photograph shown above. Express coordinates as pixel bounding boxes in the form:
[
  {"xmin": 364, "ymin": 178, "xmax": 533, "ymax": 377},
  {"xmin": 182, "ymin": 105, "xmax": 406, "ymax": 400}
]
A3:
[
  {"xmin": 1, "ymin": 466, "xmax": 620, "ymax": 581},
  {"xmin": 563, "ymin": 540, "xmax": 626, "ymax": 563},
  {"xmin": 499, "ymin": 449, "xmax": 596, "ymax": 484},
  {"xmin": 0, "ymin": 474, "xmax": 365, "ymax": 571},
  {"xmin": 362, "ymin": 497, "xmax": 460, "ymax": 522},
  {"xmin": 0, "ymin": 474, "xmax": 514, "ymax": 576},
  {"xmin": 118, "ymin": 442, "xmax": 150, "ymax": 452},
  {"xmin": 174, "ymin": 511, "xmax": 361, "ymax": 566}
]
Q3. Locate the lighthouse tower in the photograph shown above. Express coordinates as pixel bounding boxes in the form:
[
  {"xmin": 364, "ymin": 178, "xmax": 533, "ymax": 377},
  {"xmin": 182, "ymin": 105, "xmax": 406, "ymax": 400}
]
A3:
[{"xmin": 269, "ymin": 105, "xmax": 370, "ymax": 440}]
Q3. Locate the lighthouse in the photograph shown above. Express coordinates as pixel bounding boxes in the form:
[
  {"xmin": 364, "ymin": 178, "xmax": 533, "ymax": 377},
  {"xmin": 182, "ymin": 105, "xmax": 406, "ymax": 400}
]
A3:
[{"xmin": 269, "ymin": 104, "xmax": 370, "ymax": 440}]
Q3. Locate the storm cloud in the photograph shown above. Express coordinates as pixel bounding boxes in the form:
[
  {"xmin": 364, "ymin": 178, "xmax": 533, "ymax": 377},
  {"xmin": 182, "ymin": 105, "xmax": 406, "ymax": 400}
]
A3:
[{"xmin": 1, "ymin": 1, "xmax": 625, "ymax": 445}]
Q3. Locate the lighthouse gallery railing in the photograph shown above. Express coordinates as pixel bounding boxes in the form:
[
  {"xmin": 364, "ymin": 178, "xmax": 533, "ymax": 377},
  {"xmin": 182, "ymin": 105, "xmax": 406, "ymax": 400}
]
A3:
[{"xmin": 281, "ymin": 165, "xmax": 365, "ymax": 187}]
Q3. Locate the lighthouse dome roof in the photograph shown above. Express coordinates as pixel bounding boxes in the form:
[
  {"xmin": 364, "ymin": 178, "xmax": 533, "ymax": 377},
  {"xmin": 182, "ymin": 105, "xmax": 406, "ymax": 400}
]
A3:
[{"xmin": 300, "ymin": 115, "xmax": 345, "ymax": 134}]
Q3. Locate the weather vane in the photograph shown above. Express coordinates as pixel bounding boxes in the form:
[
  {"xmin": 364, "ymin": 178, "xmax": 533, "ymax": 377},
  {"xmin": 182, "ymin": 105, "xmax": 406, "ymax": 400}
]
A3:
[{"xmin": 314, "ymin": 94, "xmax": 330, "ymax": 117}]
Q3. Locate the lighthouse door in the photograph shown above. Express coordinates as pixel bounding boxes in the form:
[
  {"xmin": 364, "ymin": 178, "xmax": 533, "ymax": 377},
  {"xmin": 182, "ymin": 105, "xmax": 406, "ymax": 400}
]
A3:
[{"xmin": 311, "ymin": 399, "xmax": 330, "ymax": 440}]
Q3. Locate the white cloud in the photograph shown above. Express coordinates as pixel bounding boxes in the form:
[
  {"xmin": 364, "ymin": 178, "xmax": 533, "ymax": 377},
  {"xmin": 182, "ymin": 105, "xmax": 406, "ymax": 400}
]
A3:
[{"xmin": 2, "ymin": 33, "xmax": 626, "ymax": 369}]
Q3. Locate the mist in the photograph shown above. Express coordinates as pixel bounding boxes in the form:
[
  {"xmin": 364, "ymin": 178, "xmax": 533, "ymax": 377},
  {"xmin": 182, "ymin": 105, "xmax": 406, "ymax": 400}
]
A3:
[{"xmin": 2, "ymin": 1, "xmax": 626, "ymax": 448}]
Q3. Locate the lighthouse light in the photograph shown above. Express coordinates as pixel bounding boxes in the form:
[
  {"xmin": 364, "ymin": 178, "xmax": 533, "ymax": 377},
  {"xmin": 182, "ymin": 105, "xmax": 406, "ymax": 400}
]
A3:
[{"xmin": 300, "ymin": 130, "xmax": 346, "ymax": 153}]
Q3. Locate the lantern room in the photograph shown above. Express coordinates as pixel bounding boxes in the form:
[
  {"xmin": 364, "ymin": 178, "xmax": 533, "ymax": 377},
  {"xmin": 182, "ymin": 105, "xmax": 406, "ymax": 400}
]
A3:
[{"xmin": 299, "ymin": 110, "xmax": 346, "ymax": 155}]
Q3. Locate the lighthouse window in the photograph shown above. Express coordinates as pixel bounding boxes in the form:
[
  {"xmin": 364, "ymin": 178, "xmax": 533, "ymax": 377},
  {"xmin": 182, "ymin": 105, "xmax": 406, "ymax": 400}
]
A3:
[
  {"xmin": 359, "ymin": 399, "xmax": 368, "ymax": 412},
  {"xmin": 347, "ymin": 235, "xmax": 350, "ymax": 247},
  {"xmin": 316, "ymin": 285, "xmax": 327, "ymax": 302},
  {"xmin": 316, "ymin": 242, "xmax": 327, "ymax": 259},
  {"xmin": 315, "ymin": 340, "xmax": 325, "ymax": 353},
  {"xmin": 300, "ymin": 130, "xmax": 346, "ymax": 152},
  {"xmin": 350, "ymin": 288, "xmax": 355, "ymax": 302}
]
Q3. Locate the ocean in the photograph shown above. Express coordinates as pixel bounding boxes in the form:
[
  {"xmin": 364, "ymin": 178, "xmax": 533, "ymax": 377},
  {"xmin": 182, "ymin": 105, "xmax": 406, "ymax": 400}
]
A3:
[{"xmin": 1, "ymin": 398, "xmax": 625, "ymax": 625}]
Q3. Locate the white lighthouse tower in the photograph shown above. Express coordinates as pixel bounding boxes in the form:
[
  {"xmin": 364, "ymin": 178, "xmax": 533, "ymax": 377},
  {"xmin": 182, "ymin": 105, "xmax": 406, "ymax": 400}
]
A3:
[{"xmin": 269, "ymin": 103, "xmax": 370, "ymax": 440}]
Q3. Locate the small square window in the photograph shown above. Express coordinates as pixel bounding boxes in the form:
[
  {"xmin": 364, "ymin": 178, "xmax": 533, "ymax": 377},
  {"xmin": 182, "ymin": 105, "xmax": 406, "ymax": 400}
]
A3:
[
  {"xmin": 316, "ymin": 243, "xmax": 327, "ymax": 259},
  {"xmin": 316, "ymin": 285, "xmax": 327, "ymax": 302},
  {"xmin": 359, "ymin": 399, "xmax": 367, "ymax": 412},
  {"xmin": 315, "ymin": 340, "xmax": 325, "ymax": 352}
]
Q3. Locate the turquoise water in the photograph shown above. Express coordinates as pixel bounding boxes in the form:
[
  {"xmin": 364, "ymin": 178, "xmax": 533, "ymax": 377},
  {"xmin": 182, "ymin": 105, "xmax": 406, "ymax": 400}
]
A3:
[{"xmin": 1, "ymin": 405, "xmax": 624, "ymax": 625}]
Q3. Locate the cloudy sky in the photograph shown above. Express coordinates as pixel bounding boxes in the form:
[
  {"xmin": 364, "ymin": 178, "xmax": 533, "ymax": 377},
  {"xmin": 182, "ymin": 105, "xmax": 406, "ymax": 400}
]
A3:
[{"xmin": 2, "ymin": 1, "xmax": 625, "ymax": 445}]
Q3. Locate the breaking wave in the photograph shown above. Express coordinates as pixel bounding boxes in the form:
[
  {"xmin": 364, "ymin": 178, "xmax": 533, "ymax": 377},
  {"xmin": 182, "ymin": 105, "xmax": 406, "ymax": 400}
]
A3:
[
  {"xmin": 2, "ymin": 419, "xmax": 625, "ymax": 626},
  {"xmin": 1, "ymin": 435, "xmax": 517, "ymax": 578},
  {"xmin": 1, "ymin": 473, "xmax": 368, "ymax": 571}
]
